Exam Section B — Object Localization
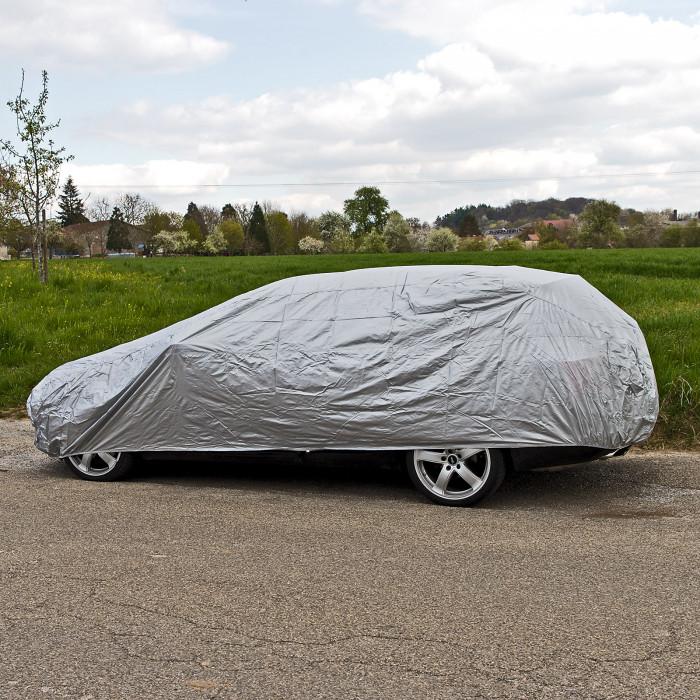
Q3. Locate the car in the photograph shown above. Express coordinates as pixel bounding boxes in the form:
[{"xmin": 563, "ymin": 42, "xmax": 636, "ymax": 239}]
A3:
[{"xmin": 28, "ymin": 265, "xmax": 658, "ymax": 506}]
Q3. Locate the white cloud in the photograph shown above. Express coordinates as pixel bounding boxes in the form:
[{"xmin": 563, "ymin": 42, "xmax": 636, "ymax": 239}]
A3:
[
  {"xmin": 0, "ymin": 0, "xmax": 229, "ymax": 71},
  {"xmin": 65, "ymin": 0, "xmax": 700, "ymax": 218}
]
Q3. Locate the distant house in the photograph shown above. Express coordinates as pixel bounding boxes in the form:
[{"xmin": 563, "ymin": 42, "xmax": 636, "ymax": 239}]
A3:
[
  {"xmin": 0, "ymin": 243, "xmax": 10, "ymax": 261},
  {"xmin": 539, "ymin": 218, "xmax": 575, "ymax": 233},
  {"xmin": 486, "ymin": 226, "xmax": 525, "ymax": 240},
  {"xmin": 61, "ymin": 220, "xmax": 146, "ymax": 256},
  {"xmin": 523, "ymin": 232, "xmax": 540, "ymax": 249}
]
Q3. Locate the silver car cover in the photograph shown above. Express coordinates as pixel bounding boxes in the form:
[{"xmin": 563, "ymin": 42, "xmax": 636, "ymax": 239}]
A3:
[{"xmin": 28, "ymin": 265, "xmax": 658, "ymax": 457}]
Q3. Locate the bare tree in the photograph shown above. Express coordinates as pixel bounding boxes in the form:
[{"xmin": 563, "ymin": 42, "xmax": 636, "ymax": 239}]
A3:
[
  {"xmin": 115, "ymin": 192, "xmax": 155, "ymax": 225},
  {"xmin": 1, "ymin": 70, "xmax": 72, "ymax": 283},
  {"xmin": 88, "ymin": 195, "xmax": 112, "ymax": 221},
  {"xmin": 199, "ymin": 204, "xmax": 221, "ymax": 233}
]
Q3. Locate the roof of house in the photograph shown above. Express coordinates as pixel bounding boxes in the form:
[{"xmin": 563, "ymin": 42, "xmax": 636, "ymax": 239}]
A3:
[
  {"xmin": 527, "ymin": 232, "xmax": 540, "ymax": 241},
  {"xmin": 541, "ymin": 219, "xmax": 574, "ymax": 231}
]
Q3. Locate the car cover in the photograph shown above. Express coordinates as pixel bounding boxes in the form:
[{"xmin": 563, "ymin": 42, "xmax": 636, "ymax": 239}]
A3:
[{"xmin": 28, "ymin": 265, "xmax": 658, "ymax": 457}]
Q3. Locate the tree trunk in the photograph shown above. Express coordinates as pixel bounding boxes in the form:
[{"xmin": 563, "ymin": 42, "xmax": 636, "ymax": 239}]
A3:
[{"xmin": 41, "ymin": 209, "xmax": 48, "ymax": 283}]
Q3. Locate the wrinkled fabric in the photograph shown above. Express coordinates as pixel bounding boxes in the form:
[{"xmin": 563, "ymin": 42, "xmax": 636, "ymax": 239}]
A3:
[{"xmin": 28, "ymin": 265, "xmax": 658, "ymax": 457}]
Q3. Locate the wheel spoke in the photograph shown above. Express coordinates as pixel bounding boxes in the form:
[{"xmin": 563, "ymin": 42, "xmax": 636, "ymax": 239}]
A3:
[
  {"xmin": 415, "ymin": 450, "xmax": 445, "ymax": 464},
  {"xmin": 97, "ymin": 452, "xmax": 117, "ymax": 469},
  {"xmin": 79, "ymin": 453, "xmax": 93, "ymax": 472},
  {"xmin": 434, "ymin": 466, "xmax": 453, "ymax": 494},
  {"xmin": 455, "ymin": 464, "xmax": 481, "ymax": 488}
]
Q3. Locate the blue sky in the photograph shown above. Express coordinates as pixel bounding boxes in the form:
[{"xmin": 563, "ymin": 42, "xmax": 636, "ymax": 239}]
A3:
[{"xmin": 1, "ymin": 0, "xmax": 699, "ymax": 220}]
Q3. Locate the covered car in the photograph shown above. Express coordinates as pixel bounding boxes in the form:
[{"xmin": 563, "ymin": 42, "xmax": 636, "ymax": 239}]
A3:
[{"xmin": 28, "ymin": 265, "xmax": 658, "ymax": 505}]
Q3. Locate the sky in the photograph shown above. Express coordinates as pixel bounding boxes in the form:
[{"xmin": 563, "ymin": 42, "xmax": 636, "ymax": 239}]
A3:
[{"xmin": 1, "ymin": 0, "xmax": 699, "ymax": 221}]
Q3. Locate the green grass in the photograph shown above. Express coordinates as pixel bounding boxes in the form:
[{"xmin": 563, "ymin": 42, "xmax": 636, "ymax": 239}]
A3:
[{"xmin": 1, "ymin": 249, "xmax": 698, "ymax": 447}]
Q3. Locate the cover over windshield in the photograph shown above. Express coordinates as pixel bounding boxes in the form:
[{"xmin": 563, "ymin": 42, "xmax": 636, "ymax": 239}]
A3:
[{"xmin": 28, "ymin": 265, "xmax": 658, "ymax": 457}]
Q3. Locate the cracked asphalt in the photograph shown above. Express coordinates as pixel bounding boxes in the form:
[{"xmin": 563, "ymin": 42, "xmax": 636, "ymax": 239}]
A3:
[{"xmin": 1, "ymin": 418, "xmax": 699, "ymax": 700}]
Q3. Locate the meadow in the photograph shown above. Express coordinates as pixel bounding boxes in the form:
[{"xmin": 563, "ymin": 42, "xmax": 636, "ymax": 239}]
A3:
[{"xmin": 1, "ymin": 248, "xmax": 698, "ymax": 448}]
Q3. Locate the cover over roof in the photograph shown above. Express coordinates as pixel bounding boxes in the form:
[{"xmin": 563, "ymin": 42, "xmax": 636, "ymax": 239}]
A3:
[{"xmin": 28, "ymin": 265, "xmax": 658, "ymax": 457}]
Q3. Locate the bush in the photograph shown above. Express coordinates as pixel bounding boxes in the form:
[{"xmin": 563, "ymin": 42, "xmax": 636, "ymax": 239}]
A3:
[
  {"xmin": 204, "ymin": 227, "xmax": 227, "ymax": 255},
  {"xmin": 458, "ymin": 236, "xmax": 487, "ymax": 251},
  {"xmin": 152, "ymin": 229, "xmax": 195, "ymax": 255},
  {"xmin": 427, "ymin": 227, "xmax": 459, "ymax": 252},
  {"xmin": 298, "ymin": 236, "xmax": 325, "ymax": 254},
  {"xmin": 326, "ymin": 230, "xmax": 355, "ymax": 254},
  {"xmin": 357, "ymin": 228, "xmax": 389, "ymax": 253},
  {"xmin": 218, "ymin": 219, "xmax": 244, "ymax": 254},
  {"xmin": 539, "ymin": 239, "xmax": 568, "ymax": 250},
  {"xmin": 383, "ymin": 212, "xmax": 411, "ymax": 252},
  {"xmin": 496, "ymin": 237, "xmax": 524, "ymax": 251}
]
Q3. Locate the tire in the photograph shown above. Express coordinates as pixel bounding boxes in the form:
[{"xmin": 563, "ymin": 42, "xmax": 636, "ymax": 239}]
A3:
[
  {"xmin": 64, "ymin": 451, "xmax": 135, "ymax": 482},
  {"xmin": 407, "ymin": 447, "xmax": 506, "ymax": 506}
]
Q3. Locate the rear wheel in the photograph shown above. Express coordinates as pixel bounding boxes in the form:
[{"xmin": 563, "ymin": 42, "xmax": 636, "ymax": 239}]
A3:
[
  {"xmin": 407, "ymin": 447, "xmax": 505, "ymax": 506},
  {"xmin": 64, "ymin": 452, "xmax": 135, "ymax": 482}
]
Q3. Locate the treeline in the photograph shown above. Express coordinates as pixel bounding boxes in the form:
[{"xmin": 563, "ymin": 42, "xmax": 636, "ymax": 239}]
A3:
[{"xmin": 436, "ymin": 197, "xmax": 595, "ymax": 231}]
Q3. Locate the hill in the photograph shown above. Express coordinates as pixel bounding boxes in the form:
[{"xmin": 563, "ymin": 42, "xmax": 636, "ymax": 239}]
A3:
[{"xmin": 435, "ymin": 197, "xmax": 594, "ymax": 230}]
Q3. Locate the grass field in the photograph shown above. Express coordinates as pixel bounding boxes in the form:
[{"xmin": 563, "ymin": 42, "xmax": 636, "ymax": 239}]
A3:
[{"xmin": 1, "ymin": 249, "xmax": 698, "ymax": 447}]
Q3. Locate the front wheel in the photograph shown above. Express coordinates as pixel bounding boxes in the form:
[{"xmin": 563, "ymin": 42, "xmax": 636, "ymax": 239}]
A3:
[
  {"xmin": 64, "ymin": 452, "xmax": 135, "ymax": 482},
  {"xmin": 407, "ymin": 447, "xmax": 506, "ymax": 506}
]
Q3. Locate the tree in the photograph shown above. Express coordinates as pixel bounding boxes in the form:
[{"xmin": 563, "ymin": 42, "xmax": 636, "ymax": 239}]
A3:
[
  {"xmin": 383, "ymin": 211, "xmax": 411, "ymax": 252},
  {"xmin": 317, "ymin": 210, "xmax": 350, "ymax": 241},
  {"xmin": 1, "ymin": 70, "xmax": 73, "ymax": 283},
  {"xmin": 683, "ymin": 220, "xmax": 700, "ymax": 247},
  {"xmin": 107, "ymin": 206, "xmax": 130, "ymax": 251},
  {"xmin": 0, "ymin": 218, "xmax": 32, "ymax": 258},
  {"xmin": 659, "ymin": 224, "xmax": 684, "ymax": 248},
  {"xmin": 577, "ymin": 200, "xmax": 622, "ymax": 248},
  {"xmin": 343, "ymin": 186, "xmax": 389, "ymax": 236},
  {"xmin": 57, "ymin": 176, "xmax": 86, "ymax": 227},
  {"xmin": 142, "ymin": 209, "xmax": 177, "ymax": 255},
  {"xmin": 457, "ymin": 212, "xmax": 480, "ymax": 237},
  {"xmin": 204, "ymin": 227, "xmax": 227, "ymax": 255},
  {"xmin": 427, "ymin": 227, "xmax": 459, "ymax": 252},
  {"xmin": 152, "ymin": 229, "xmax": 191, "ymax": 255},
  {"xmin": 289, "ymin": 212, "xmax": 317, "ymax": 248},
  {"xmin": 221, "ymin": 203, "xmax": 237, "ymax": 221},
  {"xmin": 357, "ymin": 228, "xmax": 389, "ymax": 253},
  {"xmin": 88, "ymin": 195, "xmax": 112, "ymax": 221},
  {"xmin": 265, "ymin": 211, "xmax": 295, "ymax": 254},
  {"xmin": 199, "ymin": 204, "xmax": 221, "ymax": 233},
  {"xmin": 182, "ymin": 218, "xmax": 203, "ymax": 251},
  {"xmin": 116, "ymin": 192, "xmax": 154, "ymax": 225},
  {"xmin": 248, "ymin": 202, "xmax": 269, "ymax": 253},
  {"xmin": 298, "ymin": 236, "xmax": 324, "ymax": 254},
  {"xmin": 183, "ymin": 202, "xmax": 208, "ymax": 241},
  {"xmin": 218, "ymin": 219, "xmax": 244, "ymax": 254},
  {"xmin": 0, "ymin": 164, "xmax": 20, "ymax": 231}
]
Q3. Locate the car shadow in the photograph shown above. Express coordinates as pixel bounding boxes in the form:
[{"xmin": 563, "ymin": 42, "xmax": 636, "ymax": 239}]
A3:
[{"xmin": 120, "ymin": 451, "xmax": 656, "ymax": 510}]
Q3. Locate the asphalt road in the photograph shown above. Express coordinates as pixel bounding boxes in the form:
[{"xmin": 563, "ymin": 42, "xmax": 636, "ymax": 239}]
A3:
[{"xmin": 1, "ymin": 419, "xmax": 698, "ymax": 700}]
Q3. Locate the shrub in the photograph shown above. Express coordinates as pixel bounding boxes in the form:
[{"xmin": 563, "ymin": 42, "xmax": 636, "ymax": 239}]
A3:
[
  {"xmin": 326, "ymin": 230, "xmax": 355, "ymax": 254},
  {"xmin": 383, "ymin": 212, "xmax": 411, "ymax": 252},
  {"xmin": 152, "ymin": 229, "xmax": 194, "ymax": 255},
  {"xmin": 496, "ymin": 237, "xmax": 524, "ymax": 251},
  {"xmin": 458, "ymin": 236, "xmax": 487, "ymax": 251},
  {"xmin": 427, "ymin": 227, "xmax": 459, "ymax": 252},
  {"xmin": 298, "ymin": 236, "xmax": 325, "ymax": 254},
  {"xmin": 204, "ymin": 227, "xmax": 227, "ymax": 255},
  {"xmin": 357, "ymin": 228, "xmax": 389, "ymax": 253},
  {"xmin": 218, "ymin": 219, "xmax": 244, "ymax": 254},
  {"xmin": 539, "ymin": 239, "xmax": 568, "ymax": 250}
]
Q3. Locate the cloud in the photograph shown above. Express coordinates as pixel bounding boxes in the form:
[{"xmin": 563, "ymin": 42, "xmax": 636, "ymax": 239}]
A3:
[
  {"xmin": 0, "ymin": 0, "xmax": 229, "ymax": 71},
  {"xmin": 67, "ymin": 1, "xmax": 700, "ymax": 218}
]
